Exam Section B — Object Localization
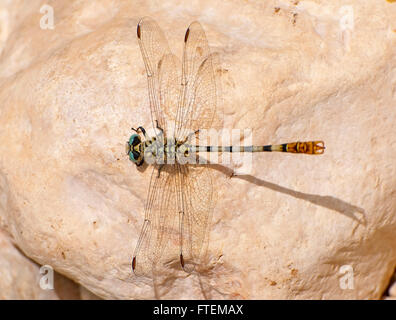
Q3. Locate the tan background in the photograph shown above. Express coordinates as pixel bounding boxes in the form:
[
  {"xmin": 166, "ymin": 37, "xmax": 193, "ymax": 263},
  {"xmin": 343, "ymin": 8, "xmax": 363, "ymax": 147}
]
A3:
[{"xmin": 0, "ymin": 0, "xmax": 395, "ymax": 299}]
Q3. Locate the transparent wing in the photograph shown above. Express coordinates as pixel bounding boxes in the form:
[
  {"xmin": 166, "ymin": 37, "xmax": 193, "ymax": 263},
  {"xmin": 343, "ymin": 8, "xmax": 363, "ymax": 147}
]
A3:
[
  {"xmin": 132, "ymin": 165, "xmax": 179, "ymax": 278},
  {"xmin": 175, "ymin": 21, "xmax": 223, "ymax": 141},
  {"xmin": 157, "ymin": 53, "xmax": 182, "ymax": 136},
  {"xmin": 134, "ymin": 19, "xmax": 219, "ymax": 277},
  {"xmin": 137, "ymin": 17, "xmax": 172, "ymax": 133},
  {"xmin": 177, "ymin": 164, "xmax": 215, "ymax": 272}
]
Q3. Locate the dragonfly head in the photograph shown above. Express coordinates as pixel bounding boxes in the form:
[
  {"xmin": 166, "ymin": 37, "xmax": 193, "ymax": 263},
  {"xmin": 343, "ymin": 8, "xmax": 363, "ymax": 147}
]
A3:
[{"xmin": 126, "ymin": 133, "xmax": 144, "ymax": 166}]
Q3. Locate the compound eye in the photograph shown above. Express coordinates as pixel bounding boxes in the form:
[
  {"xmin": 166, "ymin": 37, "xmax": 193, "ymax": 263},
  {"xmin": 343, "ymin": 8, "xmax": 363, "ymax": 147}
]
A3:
[
  {"xmin": 129, "ymin": 134, "xmax": 141, "ymax": 146},
  {"xmin": 129, "ymin": 151, "xmax": 137, "ymax": 162},
  {"xmin": 129, "ymin": 150, "xmax": 141, "ymax": 163},
  {"xmin": 127, "ymin": 134, "xmax": 143, "ymax": 165}
]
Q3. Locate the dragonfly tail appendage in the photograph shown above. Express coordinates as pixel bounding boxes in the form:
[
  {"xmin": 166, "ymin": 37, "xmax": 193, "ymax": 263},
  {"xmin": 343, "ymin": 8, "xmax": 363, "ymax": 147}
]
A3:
[{"xmin": 282, "ymin": 141, "xmax": 325, "ymax": 155}]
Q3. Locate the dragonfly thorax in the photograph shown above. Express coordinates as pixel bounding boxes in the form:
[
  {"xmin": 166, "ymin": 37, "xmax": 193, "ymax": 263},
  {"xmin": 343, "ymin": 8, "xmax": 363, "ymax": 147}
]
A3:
[{"xmin": 127, "ymin": 129, "xmax": 194, "ymax": 166}]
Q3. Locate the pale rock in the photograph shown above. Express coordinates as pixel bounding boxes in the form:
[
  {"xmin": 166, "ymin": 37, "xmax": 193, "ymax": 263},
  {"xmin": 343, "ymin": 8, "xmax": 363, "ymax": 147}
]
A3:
[
  {"xmin": 53, "ymin": 271, "xmax": 83, "ymax": 300},
  {"xmin": 388, "ymin": 278, "xmax": 396, "ymax": 297},
  {"xmin": 0, "ymin": 0, "xmax": 395, "ymax": 299},
  {"xmin": 0, "ymin": 228, "xmax": 97, "ymax": 299},
  {"xmin": 0, "ymin": 230, "xmax": 59, "ymax": 299},
  {"xmin": 79, "ymin": 286, "xmax": 102, "ymax": 300},
  {"xmin": 0, "ymin": 229, "xmax": 82, "ymax": 299}
]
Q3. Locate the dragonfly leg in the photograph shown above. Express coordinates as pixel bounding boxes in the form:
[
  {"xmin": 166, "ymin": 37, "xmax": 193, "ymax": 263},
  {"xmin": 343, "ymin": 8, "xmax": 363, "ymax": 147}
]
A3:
[
  {"xmin": 155, "ymin": 120, "xmax": 164, "ymax": 134},
  {"xmin": 155, "ymin": 120, "xmax": 167, "ymax": 142},
  {"xmin": 179, "ymin": 129, "xmax": 200, "ymax": 145},
  {"xmin": 131, "ymin": 126, "xmax": 148, "ymax": 139},
  {"xmin": 157, "ymin": 164, "xmax": 164, "ymax": 178}
]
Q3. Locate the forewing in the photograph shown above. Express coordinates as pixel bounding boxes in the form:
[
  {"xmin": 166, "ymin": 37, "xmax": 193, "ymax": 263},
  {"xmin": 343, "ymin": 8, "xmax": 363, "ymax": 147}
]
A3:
[
  {"xmin": 157, "ymin": 54, "xmax": 182, "ymax": 136},
  {"xmin": 137, "ymin": 17, "xmax": 172, "ymax": 132},
  {"xmin": 175, "ymin": 22, "xmax": 223, "ymax": 141}
]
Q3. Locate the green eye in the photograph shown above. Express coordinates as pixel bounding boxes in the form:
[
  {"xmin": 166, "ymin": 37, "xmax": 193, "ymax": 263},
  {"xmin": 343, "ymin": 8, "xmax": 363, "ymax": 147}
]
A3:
[
  {"xmin": 129, "ymin": 150, "xmax": 139, "ymax": 162},
  {"xmin": 129, "ymin": 134, "xmax": 139, "ymax": 146},
  {"xmin": 127, "ymin": 134, "xmax": 142, "ymax": 164}
]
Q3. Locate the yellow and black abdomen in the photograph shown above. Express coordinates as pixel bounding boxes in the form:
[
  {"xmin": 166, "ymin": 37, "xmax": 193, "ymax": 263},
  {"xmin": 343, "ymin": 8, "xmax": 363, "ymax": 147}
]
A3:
[
  {"xmin": 193, "ymin": 141, "xmax": 325, "ymax": 155},
  {"xmin": 255, "ymin": 141, "xmax": 325, "ymax": 155}
]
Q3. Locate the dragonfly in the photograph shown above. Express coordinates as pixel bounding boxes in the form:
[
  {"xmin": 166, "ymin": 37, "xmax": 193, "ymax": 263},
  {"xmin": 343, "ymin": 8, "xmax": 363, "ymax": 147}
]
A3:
[{"xmin": 126, "ymin": 17, "xmax": 325, "ymax": 278}]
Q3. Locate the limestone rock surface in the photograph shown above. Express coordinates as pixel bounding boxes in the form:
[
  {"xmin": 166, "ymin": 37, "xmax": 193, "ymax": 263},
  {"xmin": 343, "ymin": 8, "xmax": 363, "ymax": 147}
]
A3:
[{"xmin": 0, "ymin": 0, "xmax": 395, "ymax": 299}]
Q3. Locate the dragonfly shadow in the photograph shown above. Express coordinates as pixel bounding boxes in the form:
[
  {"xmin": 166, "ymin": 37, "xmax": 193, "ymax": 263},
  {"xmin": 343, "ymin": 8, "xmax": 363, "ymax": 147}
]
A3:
[
  {"xmin": 206, "ymin": 163, "xmax": 367, "ymax": 226},
  {"xmin": 135, "ymin": 160, "xmax": 150, "ymax": 173}
]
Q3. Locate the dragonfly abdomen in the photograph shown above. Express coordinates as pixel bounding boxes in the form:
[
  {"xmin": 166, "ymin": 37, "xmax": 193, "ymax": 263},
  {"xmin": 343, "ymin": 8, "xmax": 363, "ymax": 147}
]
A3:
[{"xmin": 193, "ymin": 141, "xmax": 325, "ymax": 155}]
